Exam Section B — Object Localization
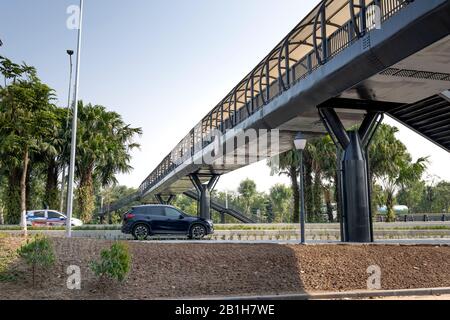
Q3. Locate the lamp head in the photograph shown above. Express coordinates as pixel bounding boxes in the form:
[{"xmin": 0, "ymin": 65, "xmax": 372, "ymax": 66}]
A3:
[
  {"xmin": 294, "ymin": 132, "xmax": 307, "ymax": 150},
  {"xmin": 66, "ymin": 50, "xmax": 74, "ymax": 56}
]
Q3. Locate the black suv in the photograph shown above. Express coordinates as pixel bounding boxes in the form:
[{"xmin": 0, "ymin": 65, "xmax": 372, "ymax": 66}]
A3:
[{"xmin": 121, "ymin": 205, "xmax": 214, "ymax": 240}]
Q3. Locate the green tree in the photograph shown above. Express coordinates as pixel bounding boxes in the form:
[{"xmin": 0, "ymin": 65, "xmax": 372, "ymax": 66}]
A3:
[
  {"xmin": 416, "ymin": 181, "xmax": 450, "ymax": 214},
  {"xmin": 99, "ymin": 185, "xmax": 139, "ymax": 224},
  {"xmin": 305, "ymin": 136, "xmax": 336, "ymax": 222},
  {"xmin": 433, "ymin": 181, "xmax": 450, "ymax": 213},
  {"xmin": 0, "ymin": 57, "xmax": 57, "ymax": 225},
  {"xmin": 173, "ymin": 194, "xmax": 197, "ymax": 216},
  {"xmin": 90, "ymin": 242, "xmax": 131, "ymax": 283},
  {"xmin": 17, "ymin": 236, "xmax": 55, "ymax": 287},
  {"xmin": 397, "ymin": 179, "xmax": 426, "ymax": 213},
  {"xmin": 269, "ymin": 184, "xmax": 292, "ymax": 223},
  {"xmin": 250, "ymin": 192, "xmax": 269, "ymax": 222},
  {"xmin": 270, "ymin": 150, "xmax": 301, "ymax": 222},
  {"xmin": 271, "ymin": 136, "xmax": 336, "ymax": 223},
  {"xmin": 369, "ymin": 125, "xmax": 428, "ymax": 222},
  {"xmin": 75, "ymin": 102, "xmax": 142, "ymax": 223},
  {"xmin": 41, "ymin": 107, "xmax": 68, "ymax": 210},
  {"xmin": 237, "ymin": 179, "xmax": 257, "ymax": 215}
]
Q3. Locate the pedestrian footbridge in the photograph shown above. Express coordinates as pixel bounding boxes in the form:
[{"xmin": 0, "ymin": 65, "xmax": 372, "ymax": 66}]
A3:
[{"xmin": 104, "ymin": 0, "xmax": 450, "ymax": 242}]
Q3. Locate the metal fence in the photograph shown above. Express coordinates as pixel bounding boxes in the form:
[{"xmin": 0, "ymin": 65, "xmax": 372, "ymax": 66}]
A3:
[{"xmin": 377, "ymin": 214, "xmax": 450, "ymax": 222}]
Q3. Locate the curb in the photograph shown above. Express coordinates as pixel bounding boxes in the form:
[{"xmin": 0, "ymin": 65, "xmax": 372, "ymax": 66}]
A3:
[{"xmin": 186, "ymin": 287, "xmax": 450, "ymax": 300}]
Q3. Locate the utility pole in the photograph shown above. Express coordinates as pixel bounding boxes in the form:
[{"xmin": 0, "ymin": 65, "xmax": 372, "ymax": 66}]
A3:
[
  {"xmin": 66, "ymin": 0, "xmax": 84, "ymax": 238},
  {"xmin": 60, "ymin": 50, "xmax": 74, "ymax": 213},
  {"xmin": 225, "ymin": 190, "xmax": 228, "ymax": 209},
  {"xmin": 294, "ymin": 132, "xmax": 307, "ymax": 244}
]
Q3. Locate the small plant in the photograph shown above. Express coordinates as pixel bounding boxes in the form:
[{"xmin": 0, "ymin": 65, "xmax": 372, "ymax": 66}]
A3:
[
  {"xmin": 17, "ymin": 236, "xmax": 55, "ymax": 287},
  {"xmin": 90, "ymin": 242, "xmax": 131, "ymax": 284}
]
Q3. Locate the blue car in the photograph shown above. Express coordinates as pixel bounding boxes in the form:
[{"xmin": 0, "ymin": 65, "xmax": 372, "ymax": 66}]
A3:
[{"xmin": 121, "ymin": 205, "xmax": 214, "ymax": 240}]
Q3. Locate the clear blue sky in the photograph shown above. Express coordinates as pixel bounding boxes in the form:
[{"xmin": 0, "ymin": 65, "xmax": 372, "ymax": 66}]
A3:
[{"xmin": 1, "ymin": 0, "xmax": 448, "ymax": 192}]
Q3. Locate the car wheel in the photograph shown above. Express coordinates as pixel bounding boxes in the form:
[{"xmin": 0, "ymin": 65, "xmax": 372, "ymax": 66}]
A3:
[
  {"xmin": 132, "ymin": 224, "xmax": 150, "ymax": 240},
  {"xmin": 190, "ymin": 224, "xmax": 206, "ymax": 240}
]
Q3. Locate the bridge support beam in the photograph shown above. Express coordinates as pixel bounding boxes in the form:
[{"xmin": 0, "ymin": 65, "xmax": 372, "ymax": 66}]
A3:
[
  {"xmin": 190, "ymin": 174, "xmax": 220, "ymax": 220},
  {"xmin": 319, "ymin": 107, "xmax": 383, "ymax": 243},
  {"xmin": 155, "ymin": 194, "xmax": 176, "ymax": 205}
]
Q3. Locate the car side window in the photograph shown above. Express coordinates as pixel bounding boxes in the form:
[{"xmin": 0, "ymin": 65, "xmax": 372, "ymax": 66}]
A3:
[
  {"xmin": 164, "ymin": 208, "xmax": 181, "ymax": 219},
  {"xmin": 33, "ymin": 211, "xmax": 45, "ymax": 218},
  {"xmin": 151, "ymin": 207, "xmax": 165, "ymax": 216},
  {"xmin": 48, "ymin": 211, "xmax": 62, "ymax": 219},
  {"xmin": 134, "ymin": 206, "xmax": 164, "ymax": 216}
]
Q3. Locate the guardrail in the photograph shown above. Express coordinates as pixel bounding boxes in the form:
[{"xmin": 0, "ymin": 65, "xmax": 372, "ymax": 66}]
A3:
[
  {"xmin": 138, "ymin": 0, "xmax": 413, "ymax": 197},
  {"xmin": 377, "ymin": 214, "xmax": 450, "ymax": 222}
]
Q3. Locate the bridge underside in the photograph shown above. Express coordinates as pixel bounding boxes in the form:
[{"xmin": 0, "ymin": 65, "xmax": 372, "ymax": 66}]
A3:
[{"xmin": 150, "ymin": 33, "xmax": 450, "ymax": 198}]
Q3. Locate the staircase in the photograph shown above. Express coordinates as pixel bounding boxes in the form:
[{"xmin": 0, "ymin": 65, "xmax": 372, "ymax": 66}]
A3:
[
  {"xmin": 183, "ymin": 190, "xmax": 257, "ymax": 224},
  {"xmin": 388, "ymin": 94, "xmax": 450, "ymax": 152}
]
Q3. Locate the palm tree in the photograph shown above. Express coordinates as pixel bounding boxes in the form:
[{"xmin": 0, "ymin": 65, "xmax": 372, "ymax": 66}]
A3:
[
  {"xmin": 34, "ymin": 106, "xmax": 67, "ymax": 210},
  {"xmin": 237, "ymin": 178, "xmax": 257, "ymax": 215},
  {"xmin": 75, "ymin": 102, "xmax": 142, "ymax": 222},
  {"xmin": 0, "ymin": 60, "xmax": 57, "ymax": 225},
  {"xmin": 305, "ymin": 136, "xmax": 336, "ymax": 222},
  {"xmin": 271, "ymin": 135, "xmax": 337, "ymax": 223},
  {"xmin": 269, "ymin": 184, "xmax": 292, "ymax": 223},
  {"xmin": 270, "ymin": 150, "xmax": 301, "ymax": 222},
  {"xmin": 369, "ymin": 124, "xmax": 428, "ymax": 222}
]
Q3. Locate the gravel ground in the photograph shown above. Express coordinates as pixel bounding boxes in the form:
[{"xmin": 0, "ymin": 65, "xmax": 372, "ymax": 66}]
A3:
[{"xmin": 1, "ymin": 236, "xmax": 450, "ymax": 300}]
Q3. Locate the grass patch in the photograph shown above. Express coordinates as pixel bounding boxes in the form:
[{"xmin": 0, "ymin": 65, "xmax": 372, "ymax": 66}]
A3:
[{"xmin": 391, "ymin": 226, "xmax": 450, "ymax": 231}]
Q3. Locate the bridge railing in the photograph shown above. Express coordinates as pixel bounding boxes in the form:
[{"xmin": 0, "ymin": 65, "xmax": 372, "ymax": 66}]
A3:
[{"xmin": 139, "ymin": 0, "xmax": 413, "ymax": 197}]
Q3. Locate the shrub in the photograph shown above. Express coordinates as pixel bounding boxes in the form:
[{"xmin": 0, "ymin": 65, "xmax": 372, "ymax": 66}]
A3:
[
  {"xmin": 90, "ymin": 242, "xmax": 131, "ymax": 283},
  {"xmin": 17, "ymin": 236, "xmax": 55, "ymax": 287}
]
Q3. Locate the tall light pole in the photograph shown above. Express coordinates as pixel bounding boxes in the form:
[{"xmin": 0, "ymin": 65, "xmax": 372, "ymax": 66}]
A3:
[
  {"xmin": 60, "ymin": 50, "xmax": 74, "ymax": 213},
  {"xmin": 66, "ymin": 0, "xmax": 84, "ymax": 238},
  {"xmin": 294, "ymin": 132, "xmax": 307, "ymax": 244}
]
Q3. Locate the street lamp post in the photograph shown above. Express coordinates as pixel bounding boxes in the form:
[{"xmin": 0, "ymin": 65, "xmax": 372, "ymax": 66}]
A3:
[
  {"xmin": 60, "ymin": 50, "xmax": 74, "ymax": 213},
  {"xmin": 294, "ymin": 132, "xmax": 307, "ymax": 244},
  {"xmin": 66, "ymin": 0, "xmax": 84, "ymax": 238}
]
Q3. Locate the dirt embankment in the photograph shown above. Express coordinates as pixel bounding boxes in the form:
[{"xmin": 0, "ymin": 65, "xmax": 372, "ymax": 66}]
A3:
[{"xmin": 1, "ymin": 236, "xmax": 450, "ymax": 299}]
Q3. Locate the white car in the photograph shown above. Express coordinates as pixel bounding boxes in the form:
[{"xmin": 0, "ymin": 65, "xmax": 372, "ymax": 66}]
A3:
[{"xmin": 26, "ymin": 210, "xmax": 83, "ymax": 227}]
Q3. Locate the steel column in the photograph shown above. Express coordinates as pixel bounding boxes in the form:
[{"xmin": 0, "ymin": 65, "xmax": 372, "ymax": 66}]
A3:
[
  {"xmin": 341, "ymin": 131, "xmax": 371, "ymax": 242},
  {"xmin": 319, "ymin": 107, "xmax": 383, "ymax": 243},
  {"xmin": 155, "ymin": 194, "xmax": 176, "ymax": 205},
  {"xmin": 190, "ymin": 174, "xmax": 220, "ymax": 220}
]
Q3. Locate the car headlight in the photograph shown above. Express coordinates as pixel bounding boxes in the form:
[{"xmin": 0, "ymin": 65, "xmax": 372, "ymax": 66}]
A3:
[{"xmin": 206, "ymin": 220, "xmax": 213, "ymax": 226}]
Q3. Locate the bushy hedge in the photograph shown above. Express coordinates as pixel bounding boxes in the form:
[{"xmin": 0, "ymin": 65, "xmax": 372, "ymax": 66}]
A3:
[
  {"xmin": 17, "ymin": 236, "xmax": 55, "ymax": 287},
  {"xmin": 90, "ymin": 242, "xmax": 131, "ymax": 283}
]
